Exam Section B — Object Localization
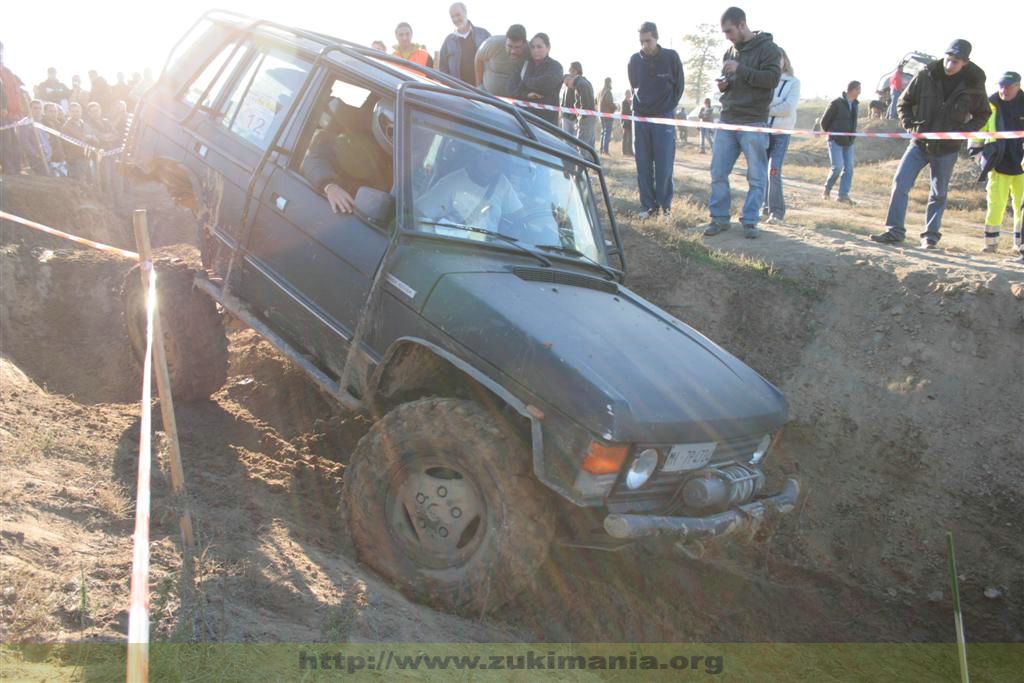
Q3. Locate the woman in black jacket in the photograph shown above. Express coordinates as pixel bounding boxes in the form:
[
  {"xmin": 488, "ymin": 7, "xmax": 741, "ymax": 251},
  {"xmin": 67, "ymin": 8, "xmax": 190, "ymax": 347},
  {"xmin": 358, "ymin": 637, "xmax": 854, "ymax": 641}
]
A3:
[{"xmin": 512, "ymin": 33, "xmax": 563, "ymax": 126}]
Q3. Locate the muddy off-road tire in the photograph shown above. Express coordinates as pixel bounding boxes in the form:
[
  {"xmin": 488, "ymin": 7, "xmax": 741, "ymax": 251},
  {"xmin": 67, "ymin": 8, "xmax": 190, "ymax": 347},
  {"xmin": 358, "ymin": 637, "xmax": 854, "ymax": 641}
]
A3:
[
  {"xmin": 344, "ymin": 398, "xmax": 556, "ymax": 614},
  {"xmin": 122, "ymin": 260, "xmax": 228, "ymax": 400}
]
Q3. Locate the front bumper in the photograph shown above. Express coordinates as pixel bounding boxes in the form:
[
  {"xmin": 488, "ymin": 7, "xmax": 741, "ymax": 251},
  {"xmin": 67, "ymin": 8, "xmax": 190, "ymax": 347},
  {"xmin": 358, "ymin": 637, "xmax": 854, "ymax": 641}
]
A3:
[{"xmin": 603, "ymin": 478, "xmax": 800, "ymax": 541}]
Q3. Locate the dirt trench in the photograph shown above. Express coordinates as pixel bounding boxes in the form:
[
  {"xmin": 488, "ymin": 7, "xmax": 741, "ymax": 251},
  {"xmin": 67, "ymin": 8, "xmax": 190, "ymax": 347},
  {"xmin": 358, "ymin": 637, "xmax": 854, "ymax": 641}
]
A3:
[{"xmin": 1, "ymin": 175, "xmax": 1022, "ymax": 646}]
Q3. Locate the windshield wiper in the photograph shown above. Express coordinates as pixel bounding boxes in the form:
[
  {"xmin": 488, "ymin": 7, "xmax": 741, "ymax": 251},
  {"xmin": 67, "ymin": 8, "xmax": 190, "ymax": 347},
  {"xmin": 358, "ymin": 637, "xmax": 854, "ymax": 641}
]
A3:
[
  {"xmin": 535, "ymin": 244, "xmax": 619, "ymax": 281},
  {"xmin": 419, "ymin": 220, "xmax": 552, "ymax": 267}
]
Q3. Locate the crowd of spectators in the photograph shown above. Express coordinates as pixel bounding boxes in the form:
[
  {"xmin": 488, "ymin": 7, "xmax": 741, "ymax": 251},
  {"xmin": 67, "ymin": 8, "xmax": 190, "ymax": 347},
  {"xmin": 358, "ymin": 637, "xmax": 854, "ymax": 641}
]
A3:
[
  {"xmin": 3, "ymin": 6, "xmax": 1021, "ymax": 263},
  {"xmin": 1, "ymin": 40, "xmax": 150, "ymax": 199}
]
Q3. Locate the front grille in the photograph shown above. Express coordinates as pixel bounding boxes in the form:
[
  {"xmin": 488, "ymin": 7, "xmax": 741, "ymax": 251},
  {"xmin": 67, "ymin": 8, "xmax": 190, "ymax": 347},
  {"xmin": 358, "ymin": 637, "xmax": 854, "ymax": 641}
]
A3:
[
  {"xmin": 513, "ymin": 267, "xmax": 618, "ymax": 294},
  {"xmin": 605, "ymin": 434, "xmax": 763, "ymax": 514}
]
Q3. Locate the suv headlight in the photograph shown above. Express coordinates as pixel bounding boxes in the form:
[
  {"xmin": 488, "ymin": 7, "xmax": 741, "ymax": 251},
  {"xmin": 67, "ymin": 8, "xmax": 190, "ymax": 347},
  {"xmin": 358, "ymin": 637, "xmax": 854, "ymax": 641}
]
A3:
[
  {"xmin": 749, "ymin": 434, "xmax": 773, "ymax": 465},
  {"xmin": 626, "ymin": 449, "xmax": 659, "ymax": 490}
]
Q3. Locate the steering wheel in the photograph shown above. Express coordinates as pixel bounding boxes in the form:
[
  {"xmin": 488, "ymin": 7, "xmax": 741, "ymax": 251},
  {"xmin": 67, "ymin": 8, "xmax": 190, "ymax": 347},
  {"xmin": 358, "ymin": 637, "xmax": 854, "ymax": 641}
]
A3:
[{"xmin": 500, "ymin": 207, "xmax": 559, "ymax": 244}]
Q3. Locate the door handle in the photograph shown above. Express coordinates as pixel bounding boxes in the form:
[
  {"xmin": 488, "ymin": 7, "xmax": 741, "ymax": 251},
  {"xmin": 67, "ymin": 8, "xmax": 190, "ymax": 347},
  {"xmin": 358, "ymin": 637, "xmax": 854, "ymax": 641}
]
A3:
[
  {"xmin": 193, "ymin": 141, "xmax": 208, "ymax": 158},
  {"xmin": 272, "ymin": 193, "xmax": 288, "ymax": 212}
]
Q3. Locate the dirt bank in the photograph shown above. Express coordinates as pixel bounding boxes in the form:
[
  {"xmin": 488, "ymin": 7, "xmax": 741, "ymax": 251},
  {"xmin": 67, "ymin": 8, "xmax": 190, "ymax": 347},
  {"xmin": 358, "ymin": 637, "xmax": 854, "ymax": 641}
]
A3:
[{"xmin": 1, "ymin": 172, "xmax": 1021, "ymax": 650}]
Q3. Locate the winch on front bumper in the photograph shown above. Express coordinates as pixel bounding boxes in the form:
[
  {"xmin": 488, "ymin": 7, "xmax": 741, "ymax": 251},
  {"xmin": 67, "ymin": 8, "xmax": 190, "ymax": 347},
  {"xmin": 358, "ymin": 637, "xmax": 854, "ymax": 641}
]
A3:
[{"xmin": 603, "ymin": 478, "xmax": 800, "ymax": 542}]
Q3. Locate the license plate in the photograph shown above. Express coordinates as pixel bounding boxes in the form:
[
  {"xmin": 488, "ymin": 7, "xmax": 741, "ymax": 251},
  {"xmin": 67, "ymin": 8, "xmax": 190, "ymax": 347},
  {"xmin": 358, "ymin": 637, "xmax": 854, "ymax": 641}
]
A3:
[{"xmin": 663, "ymin": 442, "xmax": 717, "ymax": 472}]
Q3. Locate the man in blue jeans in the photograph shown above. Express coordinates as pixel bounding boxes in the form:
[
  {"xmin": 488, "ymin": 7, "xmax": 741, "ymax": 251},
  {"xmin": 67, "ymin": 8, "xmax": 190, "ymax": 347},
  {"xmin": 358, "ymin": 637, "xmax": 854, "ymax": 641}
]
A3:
[
  {"xmin": 872, "ymin": 40, "xmax": 990, "ymax": 249},
  {"xmin": 627, "ymin": 21, "xmax": 684, "ymax": 218},
  {"xmin": 820, "ymin": 81, "xmax": 861, "ymax": 204},
  {"xmin": 704, "ymin": 7, "xmax": 781, "ymax": 239}
]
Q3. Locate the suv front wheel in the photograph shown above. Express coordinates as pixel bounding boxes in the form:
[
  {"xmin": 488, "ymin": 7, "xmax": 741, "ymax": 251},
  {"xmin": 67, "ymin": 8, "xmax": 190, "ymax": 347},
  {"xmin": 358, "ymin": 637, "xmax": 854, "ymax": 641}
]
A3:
[{"xmin": 344, "ymin": 397, "xmax": 556, "ymax": 614}]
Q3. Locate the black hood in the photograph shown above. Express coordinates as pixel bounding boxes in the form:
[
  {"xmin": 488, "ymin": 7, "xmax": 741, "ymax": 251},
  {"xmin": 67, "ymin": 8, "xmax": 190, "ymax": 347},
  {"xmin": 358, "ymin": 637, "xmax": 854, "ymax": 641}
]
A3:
[{"xmin": 422, "ymin": 271, "xmax": 787, "ymax": 444}]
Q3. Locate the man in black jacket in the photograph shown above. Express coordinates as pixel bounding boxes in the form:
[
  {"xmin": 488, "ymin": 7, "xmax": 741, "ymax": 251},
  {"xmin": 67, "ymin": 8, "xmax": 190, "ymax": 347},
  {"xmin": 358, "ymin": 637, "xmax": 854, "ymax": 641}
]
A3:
[
  {"xmin": 872, "ymin": 39, "xmax": 990, "ymax": 248},
  {"xmin": 820, "ymin": 81, "xmax": 861, "ymax": 204},
  {"xmin": 627, "ymin": 21, "xmax": 684, "ymax": 217}
]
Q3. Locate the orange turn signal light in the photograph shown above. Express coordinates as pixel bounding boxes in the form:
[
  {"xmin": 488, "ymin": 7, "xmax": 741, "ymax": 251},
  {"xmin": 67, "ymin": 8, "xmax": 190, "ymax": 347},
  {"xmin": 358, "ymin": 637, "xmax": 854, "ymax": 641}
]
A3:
[{"xmin": 581, "ymin": 442, "xmax": 630, "ymax": 475}]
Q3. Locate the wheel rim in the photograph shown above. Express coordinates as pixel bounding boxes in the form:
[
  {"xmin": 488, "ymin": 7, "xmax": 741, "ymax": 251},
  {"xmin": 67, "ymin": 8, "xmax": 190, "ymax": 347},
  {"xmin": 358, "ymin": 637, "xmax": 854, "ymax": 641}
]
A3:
[{"xmin": 385, "ymin": 461, "xmax": 488, "ymax": 570}]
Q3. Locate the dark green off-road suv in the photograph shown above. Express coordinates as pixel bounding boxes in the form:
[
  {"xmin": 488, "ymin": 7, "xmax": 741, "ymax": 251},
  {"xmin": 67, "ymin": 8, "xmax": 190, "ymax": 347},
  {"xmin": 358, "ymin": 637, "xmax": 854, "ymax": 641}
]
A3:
[{"xmin": 125, "ymin": 10, "xmax": 800, "ymax": 614}]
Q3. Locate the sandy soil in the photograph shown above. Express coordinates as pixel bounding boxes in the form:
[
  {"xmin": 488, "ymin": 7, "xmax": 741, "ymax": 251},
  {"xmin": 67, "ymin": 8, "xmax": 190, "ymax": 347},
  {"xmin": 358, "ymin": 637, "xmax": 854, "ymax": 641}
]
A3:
[{"xmin": 1, "ymin": 131, "xmax": 1021, "ymax": 659}]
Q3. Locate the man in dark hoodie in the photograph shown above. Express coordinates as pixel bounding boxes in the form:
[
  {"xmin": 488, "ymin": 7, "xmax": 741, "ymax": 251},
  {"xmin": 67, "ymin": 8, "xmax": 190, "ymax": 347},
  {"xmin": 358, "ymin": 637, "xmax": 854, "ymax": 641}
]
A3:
[
  {"xmin": 703, "ymin": 7, "xmax": 780, "ymax": 239},
  {"xmin": 871, "ymin": 40, "xmax": 990, "ymax": 249},
  {"xmin": 627, "ymin": 21, "xmax": 684, "ymax": 217},
  {"xmin": 820, "ymin": 80, "xmax": 861, "ymax": 204}
]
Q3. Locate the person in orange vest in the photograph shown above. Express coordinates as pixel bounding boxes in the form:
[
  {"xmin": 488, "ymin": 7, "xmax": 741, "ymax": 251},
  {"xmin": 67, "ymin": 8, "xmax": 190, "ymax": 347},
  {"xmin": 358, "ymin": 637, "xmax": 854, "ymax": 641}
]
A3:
[{"xmin": 393, "ymin": 23, "xmax": 434, "ymax": 68}]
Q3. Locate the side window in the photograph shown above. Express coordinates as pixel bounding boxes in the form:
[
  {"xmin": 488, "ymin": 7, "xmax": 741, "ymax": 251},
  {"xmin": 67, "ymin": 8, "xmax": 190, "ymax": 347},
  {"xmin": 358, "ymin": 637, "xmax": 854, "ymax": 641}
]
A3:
[
  {"xmin": 182, "ymin": 41, "xmax": 247, "ymax": 109},
  {"xmin": 296, "ymin": 75, "xmax": 393, "ymax": 195},
  {"xmin": 221, "ymin": 49, "xmax": 311, "ymax": 150}
]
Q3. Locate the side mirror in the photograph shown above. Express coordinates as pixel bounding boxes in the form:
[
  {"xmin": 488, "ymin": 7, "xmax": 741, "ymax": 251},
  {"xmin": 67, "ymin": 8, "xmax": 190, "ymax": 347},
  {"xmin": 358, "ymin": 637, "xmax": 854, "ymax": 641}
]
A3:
[{"xmin": 354, "ymin": 187, "xmax": 396, "ymax": 229}]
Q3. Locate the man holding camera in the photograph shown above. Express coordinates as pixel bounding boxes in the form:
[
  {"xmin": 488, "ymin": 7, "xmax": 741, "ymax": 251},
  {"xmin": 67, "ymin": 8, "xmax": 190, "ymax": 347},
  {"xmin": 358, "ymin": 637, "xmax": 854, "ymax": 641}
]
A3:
[{"xmin": 703, "ymin": 7, "xmax": 781, "ymax": 239}]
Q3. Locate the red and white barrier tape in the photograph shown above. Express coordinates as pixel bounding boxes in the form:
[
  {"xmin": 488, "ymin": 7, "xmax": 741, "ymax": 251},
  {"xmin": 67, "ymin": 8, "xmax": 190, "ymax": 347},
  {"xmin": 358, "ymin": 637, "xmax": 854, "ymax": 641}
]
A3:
[
  {"xmin": 0, "ymin": 116, "xmax": 33, "ymax": 132},
  {"xmin": 31, "ymin": 120, "xmax": 125, "ymax": 159},
  {"xmin": 2, "ymin": 117, "xmax": 123, "ymax": 158},
  {"xmin": 499, "ymin": 98, "xmax": 1024, "ymax": 141},
  {"xmin": 126, "ymin": 260, "xmax": 155, "ymax": 682},
  {"xmin": 0, "ymin": 210, "xmax": 140, "ymax": 259}
]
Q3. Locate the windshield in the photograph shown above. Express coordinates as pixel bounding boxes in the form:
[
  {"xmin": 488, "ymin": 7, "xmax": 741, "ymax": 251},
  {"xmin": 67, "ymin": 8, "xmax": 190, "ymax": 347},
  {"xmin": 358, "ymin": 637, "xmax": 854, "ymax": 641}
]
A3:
[{"xmin": 409, "ymin": 113, "xmax": 607, "ymax": 264}]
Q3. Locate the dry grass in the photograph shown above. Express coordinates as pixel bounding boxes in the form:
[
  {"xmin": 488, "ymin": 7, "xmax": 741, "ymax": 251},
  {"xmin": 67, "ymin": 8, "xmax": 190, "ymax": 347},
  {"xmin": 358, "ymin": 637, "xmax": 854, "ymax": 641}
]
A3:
[
  {"xmin": 0, "ymin": 567, "xmax": 61, "ymax": 640},
  {"xmin": 784, "ymin": 160, "xmax": 987, "ymax": 209},
  {"xmin": 615, "ymin": 207, "xmax": 822, "ymax": 298},
  {"xmin": 93, "ymin": 483, "xmax": 134, "ymax": 520}
]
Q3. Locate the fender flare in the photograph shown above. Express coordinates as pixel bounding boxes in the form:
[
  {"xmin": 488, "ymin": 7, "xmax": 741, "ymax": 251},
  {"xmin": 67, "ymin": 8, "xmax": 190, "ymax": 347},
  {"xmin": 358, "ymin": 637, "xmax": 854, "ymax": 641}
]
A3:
[{"xmin": 369, "ymin": 337, "xmax": 577, "ymax": 503}]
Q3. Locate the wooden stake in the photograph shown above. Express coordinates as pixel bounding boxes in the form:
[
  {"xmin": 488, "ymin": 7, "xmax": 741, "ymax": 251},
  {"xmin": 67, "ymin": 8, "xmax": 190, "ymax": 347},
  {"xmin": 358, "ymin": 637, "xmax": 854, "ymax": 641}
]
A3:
[
  {"xmin": 947, "ymin": 532, "xmax": 970, "ymax": 683},
  {"xmin": 132, "ymin": 209, "xmax": 195, "ymax": 548}
]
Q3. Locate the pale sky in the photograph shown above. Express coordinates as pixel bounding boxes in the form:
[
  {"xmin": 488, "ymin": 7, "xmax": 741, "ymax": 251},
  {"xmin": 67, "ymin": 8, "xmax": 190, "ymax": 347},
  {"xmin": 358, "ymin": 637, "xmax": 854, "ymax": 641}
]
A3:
[{"xmin": 4, "ymin": 1, "xmax": 1022, "ymax": 110}]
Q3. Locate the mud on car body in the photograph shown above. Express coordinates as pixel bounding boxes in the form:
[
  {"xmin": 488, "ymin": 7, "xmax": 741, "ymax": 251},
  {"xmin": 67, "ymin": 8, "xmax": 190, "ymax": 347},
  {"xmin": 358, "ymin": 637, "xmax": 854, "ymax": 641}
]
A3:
[{"xmin": 125, "ymin": 10, "xmax": 800, "ymax": 614}]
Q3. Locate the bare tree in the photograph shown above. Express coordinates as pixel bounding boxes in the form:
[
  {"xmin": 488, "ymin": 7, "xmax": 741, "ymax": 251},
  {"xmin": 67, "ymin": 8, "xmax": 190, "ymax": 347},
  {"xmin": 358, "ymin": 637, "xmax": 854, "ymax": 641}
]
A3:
[{"xmin": 683, "ymin": 24, "xmax": 722, "ymax": 105}]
